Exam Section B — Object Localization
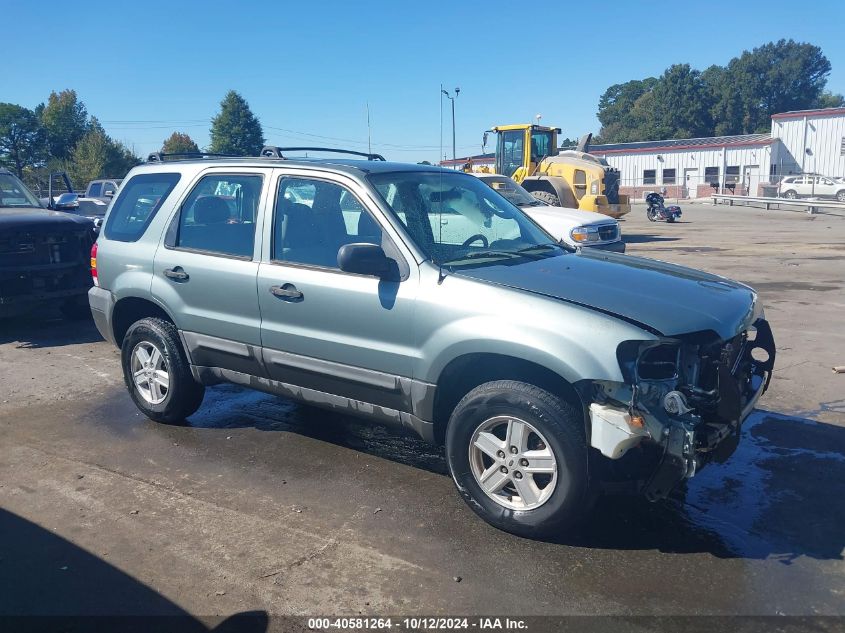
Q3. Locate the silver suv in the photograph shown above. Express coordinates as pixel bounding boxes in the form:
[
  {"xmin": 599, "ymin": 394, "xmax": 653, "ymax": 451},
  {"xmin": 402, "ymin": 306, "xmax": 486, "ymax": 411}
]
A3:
[{"xmin": 89, "ymin": 148, "xmax": 776, "ymax": 537}]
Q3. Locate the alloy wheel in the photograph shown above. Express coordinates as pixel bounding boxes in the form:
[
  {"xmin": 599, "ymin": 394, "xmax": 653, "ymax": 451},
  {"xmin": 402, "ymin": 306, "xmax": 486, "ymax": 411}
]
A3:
[
  {"xmin": 131, "ymin": 341, "xmax": 169, "ymax": 405},
  {"xmin": 468, "ymin": 416, "xmax": 558, "ymax": 511}
]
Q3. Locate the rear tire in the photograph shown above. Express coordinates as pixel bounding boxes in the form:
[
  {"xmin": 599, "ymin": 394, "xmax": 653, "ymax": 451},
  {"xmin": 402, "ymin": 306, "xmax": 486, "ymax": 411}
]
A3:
[
  {"xmin": 531, "ymin": 191, "xmax": 560, "ymax": 206},
  {"xmin": 120, "ymin": 317, "xmax": 205, "ymax": 424},
  {"xmin": 445, "ymin": 380, "xmax": 589, "ymax": 538},
  {"xmin": 837, "ymin": 190, "xmax": 845, "ymax": 203}
]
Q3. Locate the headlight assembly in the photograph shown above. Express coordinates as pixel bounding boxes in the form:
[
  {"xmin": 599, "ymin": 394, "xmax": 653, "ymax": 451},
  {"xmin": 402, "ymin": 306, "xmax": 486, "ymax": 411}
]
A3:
[{"xmin": 570, "ymin": 226, "xmax": 601, "ymax": 243}]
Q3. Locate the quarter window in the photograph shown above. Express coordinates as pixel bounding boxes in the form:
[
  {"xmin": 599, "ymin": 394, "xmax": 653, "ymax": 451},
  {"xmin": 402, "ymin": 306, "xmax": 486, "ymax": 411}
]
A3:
[
  {"xmin": 104, "ymin": 172, "xmax": 181, "ymax": 242},
  {"xmin": 273, "ymin": 177, "xmax": 382, "ymax": 269},
  {"xmin": 174, "ymin": 174, "xmax": 262, "ymax": 258}
]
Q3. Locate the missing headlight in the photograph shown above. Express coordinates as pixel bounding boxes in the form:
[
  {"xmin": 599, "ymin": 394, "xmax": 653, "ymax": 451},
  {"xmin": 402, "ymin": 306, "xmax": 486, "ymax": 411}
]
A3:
[{"xmin": 637, "ymin": 344, "xmax": 680, "ymax": 380}]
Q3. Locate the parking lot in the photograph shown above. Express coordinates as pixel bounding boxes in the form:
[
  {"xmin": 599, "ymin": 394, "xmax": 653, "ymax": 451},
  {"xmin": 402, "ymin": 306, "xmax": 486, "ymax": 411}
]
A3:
[{"xmin": 1, "ymin": 202, "xmax": 843, "ymax": 622}]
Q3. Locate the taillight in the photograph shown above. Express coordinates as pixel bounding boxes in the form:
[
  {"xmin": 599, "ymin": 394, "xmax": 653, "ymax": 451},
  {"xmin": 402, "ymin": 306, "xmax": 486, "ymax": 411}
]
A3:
[{"xmin": 90, "ymin": 242, "xmax": 99, "ymax": 286}]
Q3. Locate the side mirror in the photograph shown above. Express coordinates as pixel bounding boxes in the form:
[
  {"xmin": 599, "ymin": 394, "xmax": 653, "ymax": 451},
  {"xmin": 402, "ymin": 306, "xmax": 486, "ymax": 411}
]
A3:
[
  {"xmin": 337, "ymin": 243, "xmax": 391, "ymax": 278},
  {"xmin": 104, "ymin": 190, "xmax": 114, "ymax": 197},
  {"xmin": 54, "ymin": 193, "xmax": 80, "ymax": 211}
]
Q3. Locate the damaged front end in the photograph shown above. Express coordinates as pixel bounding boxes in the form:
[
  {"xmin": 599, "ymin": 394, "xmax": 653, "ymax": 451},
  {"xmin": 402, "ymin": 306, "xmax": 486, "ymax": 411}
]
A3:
[{"xmin": 589, "ymin": 318, "xmax": 776, "ymax": 500}]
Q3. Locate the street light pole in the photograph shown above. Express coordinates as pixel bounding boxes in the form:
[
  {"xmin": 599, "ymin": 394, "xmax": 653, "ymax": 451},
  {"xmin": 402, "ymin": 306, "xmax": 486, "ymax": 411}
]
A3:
[{"xmin": 442, "ymin": 87, "xmax": 460, "ymax": 163}]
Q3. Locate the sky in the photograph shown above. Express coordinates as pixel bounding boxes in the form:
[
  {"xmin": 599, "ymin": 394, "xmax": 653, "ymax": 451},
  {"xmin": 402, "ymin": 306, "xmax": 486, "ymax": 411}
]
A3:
[{"xmin": 4, "ymin": 0, "xmax": 845, "ymax": 164}]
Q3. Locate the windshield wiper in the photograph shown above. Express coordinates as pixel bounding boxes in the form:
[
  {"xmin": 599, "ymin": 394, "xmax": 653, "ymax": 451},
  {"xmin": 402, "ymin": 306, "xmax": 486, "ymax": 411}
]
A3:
[{"xmin": 515, "ymin": 243, "xmax": 562, "ymax": 255}]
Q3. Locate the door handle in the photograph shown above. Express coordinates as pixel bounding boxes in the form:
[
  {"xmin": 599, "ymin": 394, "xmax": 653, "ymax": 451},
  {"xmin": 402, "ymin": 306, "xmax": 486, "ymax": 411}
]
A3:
[
  {"xmin": 163, "ymin": 266, "xmax": 189, "ymax": 281},
  {"xmin": 269, "ymin": 284, "xmax": 303, "ymax": 301}
]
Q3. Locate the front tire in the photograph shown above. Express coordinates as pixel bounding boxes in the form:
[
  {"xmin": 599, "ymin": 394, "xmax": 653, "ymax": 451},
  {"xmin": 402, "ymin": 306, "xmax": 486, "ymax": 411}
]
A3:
[
  {"xmin": 531, "ymin": 191, "xmax": 560, "ymax": 206},
  {"xmin": 445, "ymin": 381, "xmax": 589, "ymax": 538},
  {"xmin": 647, "ymin": 208, "xmax": 659, "ymax": 222},
  {"xmin": 121, "ymin": 317, "xmax": 205, "ymax": 424},
  {"xmin": 837, "ymin": 190, "xmax": 845, "ymax": 203},
  {"xmin": 783, "ymin": 190, "xmax": 797, "ymax": 199}
]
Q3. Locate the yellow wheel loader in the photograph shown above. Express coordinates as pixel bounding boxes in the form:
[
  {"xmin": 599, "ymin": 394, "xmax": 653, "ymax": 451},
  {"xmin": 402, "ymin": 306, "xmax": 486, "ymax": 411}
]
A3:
[{"xmin": 484, "ymin": 125, "xmax": 630, "ymax": 218}]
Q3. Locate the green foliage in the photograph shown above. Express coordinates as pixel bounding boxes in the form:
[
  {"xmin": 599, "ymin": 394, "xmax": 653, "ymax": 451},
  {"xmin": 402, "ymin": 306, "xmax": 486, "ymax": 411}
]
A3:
[
  {"xmin": 40, "ymin": 89, "xmax": 89, "ymax": 161},
  {"xmin": 209, "ymin": 91, "xmax": 264, "ymax": 156},
  {"xmin": 597, "ymin": 39, "xmax": 838, "ymax": 142},
  {"xmin": 0, "ymin": 103, "xmax": 48, "ymax": 177},
  {"xmin": 162, "ymin": 132, "xmax": 200, "ymax": 155},
  {"xmin": 68, "ymin": 119, "xmax": 140, "ymax": 186}
]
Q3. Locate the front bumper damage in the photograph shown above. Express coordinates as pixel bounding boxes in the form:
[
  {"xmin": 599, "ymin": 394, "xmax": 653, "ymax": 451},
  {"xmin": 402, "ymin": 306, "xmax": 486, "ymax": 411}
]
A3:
[{"xmin": 588, "ymin": 318, "xmax": 776, "ymax": 499}]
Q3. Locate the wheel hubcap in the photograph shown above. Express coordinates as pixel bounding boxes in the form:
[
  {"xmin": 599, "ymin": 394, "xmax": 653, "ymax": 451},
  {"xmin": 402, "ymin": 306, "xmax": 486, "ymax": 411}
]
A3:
[
  {"xmin": 468, "ymin": 416, "xmax": 558, "ymax": 511},
  {"xmin": 131, "ymin": 341, "xmax": 169, "ymax": 405}
]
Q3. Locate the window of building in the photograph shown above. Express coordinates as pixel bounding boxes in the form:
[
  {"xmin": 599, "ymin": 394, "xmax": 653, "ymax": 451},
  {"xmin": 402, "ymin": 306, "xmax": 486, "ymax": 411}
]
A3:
[
  {"xmin": 662, "ymin": 168, "xmax": 676, "ymax": 185},
  {"xmin": 273, "ymin": 177, "xmax": 382, "ymax": 269},
  {"xmin": 725, "ymin": 166, "xmax": 740, "ymax": 183},
  {"xmin": 840, "ymin": 137, "xmax": 845, "ymax": 156},
  {"xmin": 174, "ymin": 174, "xmax": 262, "ymax": 258},
  {"xmin": 104, "ymin": 173, "xmax": 181, "ymax": 242},
  {"xmin": 643, "ymin": 169, "xmax": 656, "ymax": 185},
  {"xmin": 705, "ymin": 167, "xmax": 719, "ymax": 185}
]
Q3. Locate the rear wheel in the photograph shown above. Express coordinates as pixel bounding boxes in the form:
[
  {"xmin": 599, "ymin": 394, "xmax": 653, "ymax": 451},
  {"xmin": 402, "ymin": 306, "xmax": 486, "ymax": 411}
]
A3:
[
  {"xmin": 837, "ymin": 190, "xmax": 845, "ymax": 203},
  {"xmin": 121, "ymin": 317, "xmax": 204, "ymax": 423},
  {"xmin": 531, "ymin": 191, "xmax": 559, "ymax": 206},
  {"xmin": 445, "ymin": 381, "xmax": 589, "ymax": 538}
]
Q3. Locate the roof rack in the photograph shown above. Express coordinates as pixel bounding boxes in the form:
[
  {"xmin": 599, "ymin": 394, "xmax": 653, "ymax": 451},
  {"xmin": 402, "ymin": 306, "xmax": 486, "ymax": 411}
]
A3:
[
  {"xmin": 259, "ymin": 146, "xmax": 386, "ymax": 161},
  {"xmin": 147, "ymin": 151, "xmax": 237, "ymax": 163}
]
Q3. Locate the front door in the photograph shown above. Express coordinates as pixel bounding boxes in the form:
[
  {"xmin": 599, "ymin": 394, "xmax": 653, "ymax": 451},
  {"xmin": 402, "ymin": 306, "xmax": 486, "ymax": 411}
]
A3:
[
  {"xmin": 743, "ymin": 165, "xmax": 759, "ymax": 196},
  {"xmin": 684, "ymin": 168, "xmax": 698, "ymax": 198},
  {"xmin": 152, "ymin": 169, "xmax": 269, "ymax": 375},
  {"xmin": 257, "ymin": 171, "xmax": 418, "ymax": 411}
]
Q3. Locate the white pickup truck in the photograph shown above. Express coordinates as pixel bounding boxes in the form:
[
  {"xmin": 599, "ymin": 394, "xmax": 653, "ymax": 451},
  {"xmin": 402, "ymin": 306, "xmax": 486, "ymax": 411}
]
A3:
[{"xmin": 473, "ymin": 173, "xmax": 625, "ymax": 252}]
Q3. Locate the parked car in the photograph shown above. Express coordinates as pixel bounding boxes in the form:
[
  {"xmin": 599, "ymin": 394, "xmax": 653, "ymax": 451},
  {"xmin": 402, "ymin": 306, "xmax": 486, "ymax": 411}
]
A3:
[
  {"xmin": 0, "ymin": 168, "xmax": 95, "ymax": 319},
  {"xmin": 473, "ymin": 174, "xmax": 624, "ymax": 252},
  {"xmin": 89, "ymin": 150, "xmax": 775, "ymax": 537},
  {"xmin": 778, "ymin": 174, "xmax": 845, "ymax": 201}
]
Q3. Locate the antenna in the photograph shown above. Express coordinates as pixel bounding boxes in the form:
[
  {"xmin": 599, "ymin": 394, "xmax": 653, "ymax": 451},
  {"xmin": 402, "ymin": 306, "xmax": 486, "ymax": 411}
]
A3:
[{"xmin": 366, "ymin": 102, "xmax": 372, "ymax": 156}]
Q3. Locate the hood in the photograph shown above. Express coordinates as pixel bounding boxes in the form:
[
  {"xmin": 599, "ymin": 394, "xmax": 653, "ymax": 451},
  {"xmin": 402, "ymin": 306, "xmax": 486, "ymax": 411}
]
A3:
[
  {"xmin": 453, "ymin": 250, "xmax": 758, "ymax": 340},
  {"xmin": 522, "ymin": 204, "xmax": 615, "ymax": 227},
  {"xmin": 0, "ymin": 207, "xmax": 95, "ymax": 231}
]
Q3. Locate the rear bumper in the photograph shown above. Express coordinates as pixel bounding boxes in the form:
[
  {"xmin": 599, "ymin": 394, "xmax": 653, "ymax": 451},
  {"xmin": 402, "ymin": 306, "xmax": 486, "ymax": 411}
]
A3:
[{"xmin": 88, "ymin": 286, "xmax": 116, "ymax": 345}]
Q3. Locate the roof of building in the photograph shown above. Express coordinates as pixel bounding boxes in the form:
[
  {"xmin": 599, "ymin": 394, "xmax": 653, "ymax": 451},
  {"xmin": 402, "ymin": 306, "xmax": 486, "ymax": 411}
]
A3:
[
  {"xmin": 771, "ymin": 107, "xmax": 845, "ymax": 120},
  {"xmin": 589, "ymin": 133, "xmax": 772, "ymax": 155},
  {"xmin": 440, "ymin": 152, "xmax": 494, "ymax": 166}
]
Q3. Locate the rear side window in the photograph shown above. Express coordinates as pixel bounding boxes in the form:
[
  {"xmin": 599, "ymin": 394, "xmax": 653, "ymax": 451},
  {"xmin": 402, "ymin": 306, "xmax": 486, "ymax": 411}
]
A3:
[
  {"xmin": 104, "ymin": 173, "xmax": 181, "ymax": 242},
  {"xmin": 173, "ymin": 174, "xmax": 262, "ymax": 258}
]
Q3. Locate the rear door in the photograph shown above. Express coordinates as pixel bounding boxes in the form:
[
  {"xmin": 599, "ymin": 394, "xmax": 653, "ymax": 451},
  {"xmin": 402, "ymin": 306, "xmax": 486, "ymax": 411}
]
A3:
[
  {"xmin": 256, "ymin": 169, "xmax": 418, "ymax": 410},
  {"xmin": 152, "ymin": 169, "xmax": 270, "ymax": 375}
]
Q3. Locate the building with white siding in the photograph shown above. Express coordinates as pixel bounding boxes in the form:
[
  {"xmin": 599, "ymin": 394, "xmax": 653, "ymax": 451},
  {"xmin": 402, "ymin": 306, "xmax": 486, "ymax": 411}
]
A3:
[{"xmin": 589, "ymin": 107, "xmax": 845, "ymax": 199}]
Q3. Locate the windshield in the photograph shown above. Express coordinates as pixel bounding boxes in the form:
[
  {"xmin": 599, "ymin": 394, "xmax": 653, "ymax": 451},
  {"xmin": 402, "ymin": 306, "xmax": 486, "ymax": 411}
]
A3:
[
  {"xmin": 0, "ymin": 174, "xmax": 41, "ymax": 208},
  {"xmin": 478, "ymin": 175, "xmax": 543, "ymax": 207},
  {"xmin": 368, "ymin": 170, "xmax": 561, "ymax": 267}
]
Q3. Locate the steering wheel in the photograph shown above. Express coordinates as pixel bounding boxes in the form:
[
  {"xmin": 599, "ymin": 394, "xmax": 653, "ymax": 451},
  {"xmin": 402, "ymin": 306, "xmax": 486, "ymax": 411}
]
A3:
[{"xmin": 462, "ymin": 234, "xmax": 489, "ymax": 248}]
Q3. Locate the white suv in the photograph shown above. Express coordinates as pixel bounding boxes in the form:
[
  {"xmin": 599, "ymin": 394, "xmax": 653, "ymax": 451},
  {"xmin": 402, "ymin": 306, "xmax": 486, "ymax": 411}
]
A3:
[{"xmin": 778, "ymin": 175, "xmax": 845, "ymax": 202}]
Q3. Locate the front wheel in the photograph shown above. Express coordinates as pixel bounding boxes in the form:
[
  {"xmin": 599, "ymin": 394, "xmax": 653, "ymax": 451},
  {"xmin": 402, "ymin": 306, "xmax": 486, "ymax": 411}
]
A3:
[
  {"xmin": 837, "ymin": 190, "xmax": 845, "ymax": 203},
  {"xmin": 445, "ymin": 381, "xmax": 589, "ymax": 538},
  {"xmin": 647, "ymin": 208, "xmax": 659, "ymax": 222},
  {"xmin": 121, "ymin": 317, "xmax": 205, "ymax": 424},
  {"xmin": 783, "ymin": 190, "xmax": 797, "ymax": 199},
  {"xmin": 531, "ymin": 191, "xmax": 560, "ymax": 206}
]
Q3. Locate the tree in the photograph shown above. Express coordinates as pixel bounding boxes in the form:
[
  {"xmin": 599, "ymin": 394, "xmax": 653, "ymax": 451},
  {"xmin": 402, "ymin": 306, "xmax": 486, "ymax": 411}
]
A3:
[
  {"xmin": 68, "ymin": 119, "xmax": 140, "ymax": 185},
  {"xmin": 648, "ymin": 64, "xmax": 713, "ymax": 139},
  {"xmin": 209, "ymin": 91, "xmax": 264, "ymax": 156},
  {"xmin": 595, "ymin": 40, "xmax": 838, "ymax": 141},
  {"xmin": 162, "ymin": 132, "xmax": 200, "ymax": 155},
  {"xmin": 40, "ymin": 89, "xmax": 89, "ymax": 160},
  {"xmin": 0, "ymin": 103, "xmax": 47, "ymax": 177}
]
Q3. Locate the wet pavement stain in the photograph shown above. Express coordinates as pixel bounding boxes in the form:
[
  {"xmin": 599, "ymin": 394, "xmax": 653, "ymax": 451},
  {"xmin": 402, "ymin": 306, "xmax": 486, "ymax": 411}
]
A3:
[{"xmin": 88, "ymin": 383, "xmax": 845, "ymax": 564}]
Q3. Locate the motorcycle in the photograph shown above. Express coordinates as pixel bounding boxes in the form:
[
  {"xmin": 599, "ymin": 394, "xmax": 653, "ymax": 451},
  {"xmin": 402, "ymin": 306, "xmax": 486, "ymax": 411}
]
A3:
[{"xmin": 645, "ymin": 192, "xmax": 682, "ymax": 223}]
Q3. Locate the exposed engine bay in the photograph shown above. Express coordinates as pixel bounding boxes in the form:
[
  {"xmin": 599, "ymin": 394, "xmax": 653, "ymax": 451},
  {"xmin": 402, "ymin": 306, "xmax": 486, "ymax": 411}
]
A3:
[{"xmin": 589, "ymin": 318, "xmax": 776, "ymax": 499}]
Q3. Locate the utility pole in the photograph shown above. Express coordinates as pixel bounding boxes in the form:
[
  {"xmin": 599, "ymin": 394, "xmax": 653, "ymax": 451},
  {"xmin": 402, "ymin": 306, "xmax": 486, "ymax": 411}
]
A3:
[{"xmin": 441, "ymin": 87, "xmax": 460, "ymax": 162}]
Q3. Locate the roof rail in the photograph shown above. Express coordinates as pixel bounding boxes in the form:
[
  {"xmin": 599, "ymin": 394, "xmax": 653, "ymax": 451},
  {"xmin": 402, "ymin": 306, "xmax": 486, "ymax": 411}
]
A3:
[
  {"xmin": 146, "ymin": 151, "xmax": 237, "ymax": 163},
  {"xmin": 259, "ymin": 146, "xmax": 386, "ymax": 161}
]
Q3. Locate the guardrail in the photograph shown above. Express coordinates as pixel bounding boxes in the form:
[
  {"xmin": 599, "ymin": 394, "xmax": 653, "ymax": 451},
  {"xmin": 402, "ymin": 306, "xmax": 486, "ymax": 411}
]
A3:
[{"xmin": 710, "ymin": 194, "xmax": 845, "ymax": 214}]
